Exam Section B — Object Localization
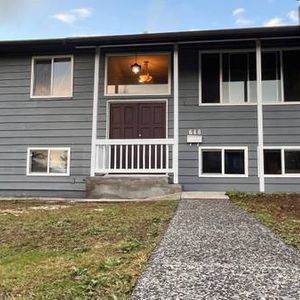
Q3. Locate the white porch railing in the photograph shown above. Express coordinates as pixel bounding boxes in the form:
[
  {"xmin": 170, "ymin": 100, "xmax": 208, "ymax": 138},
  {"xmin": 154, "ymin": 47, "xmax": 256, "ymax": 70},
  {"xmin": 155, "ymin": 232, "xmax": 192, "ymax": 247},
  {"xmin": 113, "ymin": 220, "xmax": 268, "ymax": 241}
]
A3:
[{"xmin": 95, "ymin": 139, "xmax": 174, "ymax": 174}]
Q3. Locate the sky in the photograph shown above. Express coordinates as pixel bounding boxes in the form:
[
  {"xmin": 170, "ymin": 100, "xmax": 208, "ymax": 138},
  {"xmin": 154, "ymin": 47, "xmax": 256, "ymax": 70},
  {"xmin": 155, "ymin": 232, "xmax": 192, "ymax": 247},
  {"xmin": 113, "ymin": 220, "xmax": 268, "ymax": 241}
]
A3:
[{"xmin": 0, "ymin": 0, "xmax": 299, "ymax": 41}]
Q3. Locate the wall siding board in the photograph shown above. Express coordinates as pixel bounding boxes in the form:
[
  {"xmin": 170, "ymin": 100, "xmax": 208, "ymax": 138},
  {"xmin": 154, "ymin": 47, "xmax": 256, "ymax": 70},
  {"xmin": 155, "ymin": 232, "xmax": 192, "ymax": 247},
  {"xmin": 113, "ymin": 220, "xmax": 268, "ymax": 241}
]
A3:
[{"xmin": 0, "ymin": 52, "xmax": 94, "ymax": 197}]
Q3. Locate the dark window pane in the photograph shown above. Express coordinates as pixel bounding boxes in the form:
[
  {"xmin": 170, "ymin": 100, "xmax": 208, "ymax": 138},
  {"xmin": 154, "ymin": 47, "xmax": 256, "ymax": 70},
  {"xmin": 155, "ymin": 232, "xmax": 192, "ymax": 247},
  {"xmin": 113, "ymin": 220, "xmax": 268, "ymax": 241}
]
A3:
[
  {"xmin": 202, "ymin": 150, "xmax": 222, "ymax": 173},
  {"xmin": 264, "ymin": 150, "xmax": 282, "ymax": 174},
  {"xmin": 201, "ymin": 54, "xmax": 220, "ymax": 103},
  {"xmin": 33, "ymin": 59, "xmax": 51, "ymax": 96},
  {"xmin": 222, "ymin": 53, "xmax": 256, "ymax": 104},
  {"xmin": 30, "ymin": 150, "xmax": 48, "ymax": 173},
  {"xmin": 262, "ymin": 52, "xmax": 282, "ymax": 102},
  {"xmin": 283, "ymin": 51, "xmax": 300, "ymax": 102},
  {"xmin": 225, "ymin": 150, "xmax": 245, "ymax": 174},
  {"xmin": 285, "ymin": 150, "xmax": 300, "ymax": 174}
]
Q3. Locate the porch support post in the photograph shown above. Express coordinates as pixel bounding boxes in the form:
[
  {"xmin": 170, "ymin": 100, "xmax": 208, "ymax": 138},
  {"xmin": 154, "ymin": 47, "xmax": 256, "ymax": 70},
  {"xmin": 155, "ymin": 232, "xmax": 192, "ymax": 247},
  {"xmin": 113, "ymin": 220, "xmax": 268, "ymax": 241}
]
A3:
[
  {"xmin": 173, "ymin": 43, "xmax": 179, "ymax": 184},
  {"xmin": 90, "ymin": 46, "xmax": 101, "ymax": 176},
  {"xmin": 256, "ymin": 40, "xmax": 265, "ymax": 192}
]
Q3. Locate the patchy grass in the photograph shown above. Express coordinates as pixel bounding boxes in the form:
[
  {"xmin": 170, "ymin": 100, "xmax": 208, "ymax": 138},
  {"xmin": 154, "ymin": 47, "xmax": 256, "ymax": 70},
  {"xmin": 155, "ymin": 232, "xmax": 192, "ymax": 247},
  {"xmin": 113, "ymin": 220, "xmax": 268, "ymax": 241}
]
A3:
[
  {"xmin": 228, "ymin": 192, "xmax": 300, "ymax": 251},
  {"xmin": 0, "ymin": 200, "xmax": 178, "ymax": 299}
]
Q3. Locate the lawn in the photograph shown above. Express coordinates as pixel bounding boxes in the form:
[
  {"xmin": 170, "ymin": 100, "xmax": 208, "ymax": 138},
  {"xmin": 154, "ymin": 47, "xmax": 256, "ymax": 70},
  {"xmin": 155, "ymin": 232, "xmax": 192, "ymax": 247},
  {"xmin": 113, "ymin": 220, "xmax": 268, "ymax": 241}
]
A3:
[
  {"xmin": 228, "ymin": 192, "xmax": 300, "ymax": 251},
  {"xmin": 0, "ymin": 200, "xmax": 178, "ymax": 300}
]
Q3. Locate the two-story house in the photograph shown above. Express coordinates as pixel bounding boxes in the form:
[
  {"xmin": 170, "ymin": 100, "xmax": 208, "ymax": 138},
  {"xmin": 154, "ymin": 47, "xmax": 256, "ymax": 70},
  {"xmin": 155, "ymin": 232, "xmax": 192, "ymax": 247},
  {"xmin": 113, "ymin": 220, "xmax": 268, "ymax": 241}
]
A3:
[{"xmin": 1, "ymin": 26, "xmax": 300, "ymax": 198}]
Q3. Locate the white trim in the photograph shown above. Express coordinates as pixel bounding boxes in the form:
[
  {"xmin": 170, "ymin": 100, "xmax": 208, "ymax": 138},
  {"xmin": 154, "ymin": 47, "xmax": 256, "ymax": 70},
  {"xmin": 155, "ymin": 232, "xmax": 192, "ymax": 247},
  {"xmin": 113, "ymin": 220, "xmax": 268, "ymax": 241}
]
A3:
[
  {"xmin": 30, "ymin": 55, "xmax": 74, "ymax": 99},
  {"xmin": 198, "ymin": 146, "xmax": 249, "ymax": 178},
  {"xmin": 106, "ymin": 99, "xmax": 169, "ymax": 139},
  {"xmin": 104, "ymin": 52, "xmax": 172, "ymax": 97},
  {"xmin": 90, "ymin": 47, "xmax": 101, "ymax": 176},
  {"xmin": 263, "ymin": 146, "xmax": 300, "ymax": 177},
  {"xmin": 173, "ymin": 44, "xmax": 179, "ymax": 184},
  {"xmin": 26, "ymin": 147, "xmax": 70, "ymax": 176},
  {"xmin": 256, "ymin": 40, "xmax": 265, "ymax": 192}
]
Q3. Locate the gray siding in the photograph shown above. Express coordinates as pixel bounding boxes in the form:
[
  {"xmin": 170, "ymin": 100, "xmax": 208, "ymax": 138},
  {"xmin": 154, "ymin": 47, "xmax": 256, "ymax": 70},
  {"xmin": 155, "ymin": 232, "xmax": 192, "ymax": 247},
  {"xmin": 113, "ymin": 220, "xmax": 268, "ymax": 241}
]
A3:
[
  {"xmin": 178, "ymin": 48, "xmax": 259, "ymax": 192},
  {"xmin": 0, "ymin": 52, "xmax": 94, "ymax": 197},
  {"xmin": 264, "ymin": 105, "xmax": 300, "ymax": 192}
]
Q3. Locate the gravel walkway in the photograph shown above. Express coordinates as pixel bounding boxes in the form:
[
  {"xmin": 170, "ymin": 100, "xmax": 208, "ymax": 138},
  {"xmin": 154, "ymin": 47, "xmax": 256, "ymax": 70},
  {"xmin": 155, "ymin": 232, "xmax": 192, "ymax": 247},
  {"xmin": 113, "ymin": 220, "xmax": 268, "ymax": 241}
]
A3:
[{"xmin": 131, "ymin": 199, "xmax": 300, "ymax": 299}]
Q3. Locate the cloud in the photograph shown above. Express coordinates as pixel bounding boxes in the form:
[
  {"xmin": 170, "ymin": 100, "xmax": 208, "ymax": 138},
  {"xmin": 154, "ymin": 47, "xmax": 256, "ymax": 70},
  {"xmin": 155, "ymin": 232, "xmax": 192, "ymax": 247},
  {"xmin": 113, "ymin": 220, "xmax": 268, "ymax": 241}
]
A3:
[
  {"xmin": 287, "ymin": 10, "xmax": 298, "ymax": 23},
  {"xmin": 263, "ymin": 17, "xmax": 286, "ymax": 27},
  {"xmin": 52, "ymin": 7, "xmax": 92, "ymax": 25},
  {"xmin": 232, "ymin": 8, "xmax": 253, "ymax": 26}
]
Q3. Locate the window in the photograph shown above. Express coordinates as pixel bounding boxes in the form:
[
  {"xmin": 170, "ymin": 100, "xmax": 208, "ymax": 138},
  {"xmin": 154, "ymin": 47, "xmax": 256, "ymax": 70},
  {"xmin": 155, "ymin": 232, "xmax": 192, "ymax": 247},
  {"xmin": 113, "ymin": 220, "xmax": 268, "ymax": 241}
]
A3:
[
  {"xmin": 200, "ymin": 50, "xmax": 300, "ymax": 104},
  {"xmin": 200, "ymin": 52, "xmax": 257, "ymax": 104},
  {"xmin": 283, "ymin": 51, "xmax": 300, "ymax": 102},
  {"xmin": 106, "ymin": 53, "xmax": 170, "ymax": 95},
  {"xmin": 262, "ymin": 52, "xmax": 282, "ymax": 103},
  {"xmin": 264, "ymin": 147, "xmax": 300, "ymax": 176},
  {"xmin": 31, "ymin": 56, "xmax": 73, "ymax": 98},
  {"xmin": 27, "ymin": 148, "xmax": 70, "ymax": 176},
  {"xmin": 199, "ymin": 147, "xmax": 248, "ymax": 176}
]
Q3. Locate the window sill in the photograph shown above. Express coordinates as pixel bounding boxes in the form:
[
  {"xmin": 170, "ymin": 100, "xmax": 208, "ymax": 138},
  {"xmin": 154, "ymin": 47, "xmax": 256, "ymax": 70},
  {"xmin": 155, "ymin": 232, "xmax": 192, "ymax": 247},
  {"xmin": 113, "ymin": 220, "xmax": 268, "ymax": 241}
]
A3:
[
  {"xmin": 26, "ymin": 173, "xmax": 70, "ymax": 177},
  {"xmin": 105, "ymin": 93, "xmax": 171, "ymax": 97},
  {"xmin": 30, "ymin": 96, "xmax": 73, "ymax": 100},
  {"xmin": 199, "ymin": 174, "xmax": 248, "ymax": 178},
  {"xmin": 198, "ymin": 103, "xmax": 256, "ymax": 106},
  {"xmin": 264, "ymin": 174, "xmax": 300, "ymax": 178},
  {"xmin": 263, "ymin": 102, "xmax": 300, "ymax": 105}
]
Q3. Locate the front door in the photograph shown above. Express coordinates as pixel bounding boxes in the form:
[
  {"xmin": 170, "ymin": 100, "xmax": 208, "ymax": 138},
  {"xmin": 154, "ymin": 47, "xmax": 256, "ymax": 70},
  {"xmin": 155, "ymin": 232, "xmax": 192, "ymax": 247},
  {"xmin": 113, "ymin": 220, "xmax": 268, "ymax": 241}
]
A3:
[
  {"xmin": 109, "ymin": 102, "xmax": 167, "ymax": 170},
  {"xmin": 109, "ymin": 102, "xmax": 166, "ymax": 139}
]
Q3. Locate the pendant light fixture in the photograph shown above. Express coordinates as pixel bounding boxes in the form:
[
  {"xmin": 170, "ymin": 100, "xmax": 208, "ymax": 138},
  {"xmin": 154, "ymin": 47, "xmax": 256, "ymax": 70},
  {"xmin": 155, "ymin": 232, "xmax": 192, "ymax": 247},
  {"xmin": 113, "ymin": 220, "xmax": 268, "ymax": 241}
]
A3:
[
  {"xmin": 131, "ymin": 54, "xmax": 141, "ymax": 74},
  {"xmin": 139, "ymin": 61, "xmax": 153, "ymax": 83}
]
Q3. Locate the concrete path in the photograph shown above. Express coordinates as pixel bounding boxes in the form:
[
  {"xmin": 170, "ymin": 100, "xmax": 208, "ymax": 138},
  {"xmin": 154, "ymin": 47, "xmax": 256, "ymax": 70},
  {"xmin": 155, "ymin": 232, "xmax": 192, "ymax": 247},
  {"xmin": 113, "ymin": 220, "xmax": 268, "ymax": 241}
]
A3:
[{"xmin": 131, "ymin": 199, "xmax": 300, "ymax": 299}]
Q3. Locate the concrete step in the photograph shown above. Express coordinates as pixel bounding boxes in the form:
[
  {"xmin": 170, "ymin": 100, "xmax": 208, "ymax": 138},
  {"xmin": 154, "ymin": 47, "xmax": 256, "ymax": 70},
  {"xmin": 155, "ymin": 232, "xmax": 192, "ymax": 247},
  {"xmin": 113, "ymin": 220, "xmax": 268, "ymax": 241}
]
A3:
[
  {"xmin": 181, "ymin": 192, "xmax": 229, "ymax": 200},
  {"xmin": 86, "ymin": 176, "xmax": 182, "ymax": 199}
]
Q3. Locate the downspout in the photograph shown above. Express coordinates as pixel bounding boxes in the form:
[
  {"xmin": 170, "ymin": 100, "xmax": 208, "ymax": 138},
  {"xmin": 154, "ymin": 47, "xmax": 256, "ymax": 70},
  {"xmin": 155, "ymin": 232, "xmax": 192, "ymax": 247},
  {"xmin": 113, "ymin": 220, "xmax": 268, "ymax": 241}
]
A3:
[
  {"xmin": 256, "ymin": 40, "xmax": 265, "ymax": 192},
  {"xmin": 173, "ymin": 43, "xmax": 179, "ymax": 184},
  {"xmin": 90, "ymin": 46, "xmax": 101, "ymax": 176}
]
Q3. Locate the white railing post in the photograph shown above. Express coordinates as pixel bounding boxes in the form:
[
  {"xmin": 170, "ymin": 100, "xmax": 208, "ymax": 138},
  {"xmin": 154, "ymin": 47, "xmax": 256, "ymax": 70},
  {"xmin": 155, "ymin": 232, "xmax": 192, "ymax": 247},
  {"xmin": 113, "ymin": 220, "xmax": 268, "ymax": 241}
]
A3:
[{"xmin": 90, "ymin": 47, "xmax": 101, "ymax": 176}]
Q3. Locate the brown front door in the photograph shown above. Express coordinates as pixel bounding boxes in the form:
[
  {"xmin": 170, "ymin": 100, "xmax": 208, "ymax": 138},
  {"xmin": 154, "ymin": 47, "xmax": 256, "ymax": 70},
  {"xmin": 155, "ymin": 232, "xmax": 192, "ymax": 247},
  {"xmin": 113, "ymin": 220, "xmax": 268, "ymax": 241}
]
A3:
[
  {"xmin": 109, "ymin": 102, "xmax": 166, "ymax": 170},
  {"xmin": 109, "ymin": 102, "xmax": 166, "ymax": 139}
]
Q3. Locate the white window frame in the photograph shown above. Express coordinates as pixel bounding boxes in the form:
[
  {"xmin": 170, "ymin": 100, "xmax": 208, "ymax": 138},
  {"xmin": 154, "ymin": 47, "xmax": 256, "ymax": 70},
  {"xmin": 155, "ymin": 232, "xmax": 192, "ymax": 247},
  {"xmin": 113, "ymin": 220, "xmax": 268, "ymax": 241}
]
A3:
[
  {"xmin": 104, "ymin": 52, "xmax": 172, "ymax": 97},
  {"xmin": 264, "ymin": 146, "xmax": 300, "ymax": 177},
  {"xmin": 199, "ymin": 146, "xmax": 248, "ymax": 177},
  {"xmin": 30, "ymin": 55, "xmax": 74, "ymax": 99},
  {"xmin": 199, "ymin": 48, "xmax": 300, "ymax": 106},
  {"xmin": 26, "ymin": 147, "xmax": 71, "ymax": 176}
]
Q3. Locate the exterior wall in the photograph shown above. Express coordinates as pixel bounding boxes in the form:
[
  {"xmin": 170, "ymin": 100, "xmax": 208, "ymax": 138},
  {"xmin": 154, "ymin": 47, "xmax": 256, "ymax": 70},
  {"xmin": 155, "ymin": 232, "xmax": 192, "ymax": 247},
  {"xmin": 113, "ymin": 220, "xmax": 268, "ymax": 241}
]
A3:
[
  {"xmin": 0, "ymin": 51, "xmax": 94, "ymax": 197},
  {"xmin": 264, "ymin": 105, "xmax": 300, "ymax": 192},
  {"xmin": 178, "ymin": 48, "xmax": 259, "ymax": 192}
]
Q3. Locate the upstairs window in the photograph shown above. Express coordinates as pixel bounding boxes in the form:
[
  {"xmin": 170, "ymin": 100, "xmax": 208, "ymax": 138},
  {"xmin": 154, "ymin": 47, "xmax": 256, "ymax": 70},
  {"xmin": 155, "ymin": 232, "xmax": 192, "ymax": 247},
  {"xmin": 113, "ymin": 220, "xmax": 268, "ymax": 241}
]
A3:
[
  {"xmin": 31, "ymin": 56, "xmax": 73, "ymax": 98},
  {"xmin": 106, "ymin": 53, "xmax": 170, "ymax": 95},
  {"xmin": 200, "ymin": 52, "xmax": 257, "ymax": 104},
  {"xmin": 200, "ymin": 50, "xmax": 300, "ymax": 104}
]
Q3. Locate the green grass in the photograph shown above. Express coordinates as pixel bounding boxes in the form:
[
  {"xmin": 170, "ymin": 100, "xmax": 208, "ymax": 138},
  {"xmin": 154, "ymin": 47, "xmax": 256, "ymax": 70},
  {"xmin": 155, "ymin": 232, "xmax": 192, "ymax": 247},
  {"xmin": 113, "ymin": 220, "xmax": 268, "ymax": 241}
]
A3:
[
  {"xmin": 0, "ymin": 200, "xmax": 178, "ymax": 299},
  {"xmin": 228, "ymin": 192, "xmax": 300, "ymax": 251}
]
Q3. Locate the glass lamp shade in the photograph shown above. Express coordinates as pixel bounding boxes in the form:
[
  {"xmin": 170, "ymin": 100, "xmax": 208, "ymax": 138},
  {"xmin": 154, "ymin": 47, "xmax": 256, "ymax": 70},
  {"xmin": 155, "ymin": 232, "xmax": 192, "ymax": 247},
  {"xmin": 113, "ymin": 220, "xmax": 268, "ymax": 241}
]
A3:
[{"xmin": 131, "ymin": 63, "xmax": 141, "ymax": 74}]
